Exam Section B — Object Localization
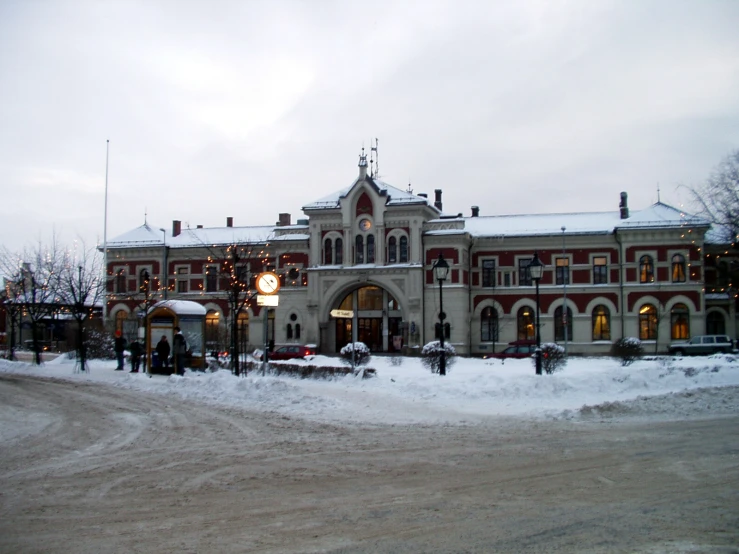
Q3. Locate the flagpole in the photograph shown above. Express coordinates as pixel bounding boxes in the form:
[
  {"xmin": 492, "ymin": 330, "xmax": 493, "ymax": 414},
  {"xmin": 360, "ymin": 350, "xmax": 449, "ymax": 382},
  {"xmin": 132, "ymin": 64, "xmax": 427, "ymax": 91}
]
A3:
[{"xmin": 102, "ymin": 139, "xmax": 109, "ymax": 321}]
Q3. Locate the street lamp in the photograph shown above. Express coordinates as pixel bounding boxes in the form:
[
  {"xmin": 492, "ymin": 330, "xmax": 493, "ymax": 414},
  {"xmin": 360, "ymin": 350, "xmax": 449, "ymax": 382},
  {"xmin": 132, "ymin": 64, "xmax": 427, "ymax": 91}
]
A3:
[
  {"xmin": 433, "ymin": 253, "xmax": 450, "ymax": 375},
  {"xmin": 528, "ymin": 252, "xmax": 544, "ymax": 375},
  {"xmin": 159, "ymin": 228, "xmax": 168, "ymax": 299}
]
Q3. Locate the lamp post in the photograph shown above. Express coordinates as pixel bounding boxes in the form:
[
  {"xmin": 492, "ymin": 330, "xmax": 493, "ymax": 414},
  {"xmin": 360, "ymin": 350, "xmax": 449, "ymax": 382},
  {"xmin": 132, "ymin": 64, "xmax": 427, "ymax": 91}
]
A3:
[
  {"xmin": 159, "ymin": 228, "xmax": 168, "ymax": 299},
  {"xmin": 528, "ymin": 252, "xmax": 544, "ymax": 375},
  {"xmin": 561, "ymin": 226, "xmax": 568, "ymax": 357},
  {"xmin": 432, "ymin": 253, "xmax": 450, "ymax": 375}
]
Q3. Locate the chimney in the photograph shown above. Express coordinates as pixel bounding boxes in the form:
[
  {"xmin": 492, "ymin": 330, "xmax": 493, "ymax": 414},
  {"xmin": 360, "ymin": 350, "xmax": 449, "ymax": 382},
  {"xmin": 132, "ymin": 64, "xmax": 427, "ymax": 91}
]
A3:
[
  {"xmin": 196, "ymin": 225, "xmax": 203, "ymax": 229},
  {"xmin": 172, "ymin": 220, "xmax": 181, "ymax": 237},
  {"xmin": 226, "ymin": 216, "xmax": 233, "ymax": 227},
  {"xmin": 434, "ymin": 189, "xmax": 443, "ymax": 211},
  {"xmin": 419, "ymin": 193, "xmax": 428, "ymax": 199},
  {"xmin": 619, "ymin": 192, "xmax": 629, "ymax": 219},
  {"xmin": 278, "ymin": 213, "xmax": 291, "ymax": 226},
  {"xmin": 471, "ymin": 206, "xmax": 480, "ymax": 217}
]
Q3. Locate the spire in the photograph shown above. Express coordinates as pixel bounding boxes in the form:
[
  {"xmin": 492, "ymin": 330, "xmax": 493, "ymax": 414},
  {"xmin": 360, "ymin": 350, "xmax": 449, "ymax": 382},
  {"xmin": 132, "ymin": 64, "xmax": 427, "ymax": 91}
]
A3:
[{"xmin": 358, "ymin": 147, "xmax": 368, "ymax": 179}]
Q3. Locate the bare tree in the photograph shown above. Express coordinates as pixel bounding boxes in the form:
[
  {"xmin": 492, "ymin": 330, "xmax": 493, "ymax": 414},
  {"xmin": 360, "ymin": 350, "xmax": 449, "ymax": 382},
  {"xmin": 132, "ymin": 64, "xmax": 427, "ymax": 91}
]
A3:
[
  {"xmin": 0, "ymin": 238, "xmax": 65, "ymax": 365},
  {"xmin": 2, "ymin": 267, "xmax": 24, "ymax": 361},
  {"xmin": 57, "ymin": 241, "xmax": 105, "ymax": 371},
  {"xmin": 689, "ymin": 149, "xmax": 739, "ymax": 242}
]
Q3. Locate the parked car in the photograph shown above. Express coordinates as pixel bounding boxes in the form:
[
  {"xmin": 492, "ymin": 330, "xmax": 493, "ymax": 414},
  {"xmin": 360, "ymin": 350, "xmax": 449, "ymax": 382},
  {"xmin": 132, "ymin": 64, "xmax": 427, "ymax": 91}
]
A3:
[
  {"xmin": 262, "ymin": 344, "xmax": 317, "ymax": 361},
  {"xmin": 489, "ymin": 340, "xmax": 537, "ymax": 359},
  {"xmin": 668, "ymin": 335, "xmax": 734, "ymax": 356}
]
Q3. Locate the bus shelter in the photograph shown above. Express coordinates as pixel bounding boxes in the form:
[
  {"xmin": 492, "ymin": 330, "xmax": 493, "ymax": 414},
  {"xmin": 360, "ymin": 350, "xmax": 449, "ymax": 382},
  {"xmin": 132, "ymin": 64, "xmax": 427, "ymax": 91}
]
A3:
[{"xmin": 146, "ymin": 300, "xmax": 206, "ymax": 373}]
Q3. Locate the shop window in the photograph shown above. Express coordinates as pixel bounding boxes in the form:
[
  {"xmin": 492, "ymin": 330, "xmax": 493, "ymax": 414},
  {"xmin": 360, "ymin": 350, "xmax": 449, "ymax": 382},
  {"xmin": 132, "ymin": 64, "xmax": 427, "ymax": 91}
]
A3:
[
  {"xmin": 639, "ymin": 304, "xmax": 657, "ymax": 340},
  {"xmin": 481, "ymin": 306, "xmax": 498, "ymax": 341},
  {"xmin": 670, "ymin": 303, "xmax": 689, "ymax": 340}
]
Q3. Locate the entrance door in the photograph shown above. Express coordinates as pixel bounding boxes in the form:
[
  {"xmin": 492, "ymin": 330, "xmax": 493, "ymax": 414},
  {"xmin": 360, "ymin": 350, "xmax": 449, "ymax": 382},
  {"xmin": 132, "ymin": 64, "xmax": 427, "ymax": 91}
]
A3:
[{"xmin": 333, "ymin": 286, "xmax": 403, "ymax": 353}]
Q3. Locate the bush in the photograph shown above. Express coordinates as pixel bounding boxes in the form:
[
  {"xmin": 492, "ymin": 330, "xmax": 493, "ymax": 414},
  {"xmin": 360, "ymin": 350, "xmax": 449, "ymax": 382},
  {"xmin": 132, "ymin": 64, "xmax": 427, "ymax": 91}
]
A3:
[
  {"xmin": 534, "ymin": 342, "xmax": 567, "ymax": 374},
  {"xmin": 611, "ymin": 337, "xmax": 644, "ymax": 366},
  {"xmin": 389, "ymin": 356, "xmax": 403, "ymax": 367},
  {"xmin": 339, "ymin": 342, "xmax": 371, "ymax": 366},
  {"xmin": 84, "ymin": 327, "xmax": 115, "ymax": 360},
  {"xmin": 421, "ymin": 341, "xmax": 457, "ymax": 374}
]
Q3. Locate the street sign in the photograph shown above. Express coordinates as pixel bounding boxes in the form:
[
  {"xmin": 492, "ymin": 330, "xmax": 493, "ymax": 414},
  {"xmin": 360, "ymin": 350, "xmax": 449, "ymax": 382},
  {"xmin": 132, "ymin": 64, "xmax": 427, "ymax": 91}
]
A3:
[
  {"xmin": 330, "ymin": 309, "xmax": 354, "ymax": 318},
  {"xmin": 257, "ymin": 295, "xmax": 279, "ymax": 307}
]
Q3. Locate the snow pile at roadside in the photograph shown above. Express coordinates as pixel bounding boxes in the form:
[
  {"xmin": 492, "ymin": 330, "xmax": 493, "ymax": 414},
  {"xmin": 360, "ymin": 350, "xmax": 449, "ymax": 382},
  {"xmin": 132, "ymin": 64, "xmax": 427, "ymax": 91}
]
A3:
[{"xmin": 1, "ymin": 353, "xmax": 738, "ymax": 424}]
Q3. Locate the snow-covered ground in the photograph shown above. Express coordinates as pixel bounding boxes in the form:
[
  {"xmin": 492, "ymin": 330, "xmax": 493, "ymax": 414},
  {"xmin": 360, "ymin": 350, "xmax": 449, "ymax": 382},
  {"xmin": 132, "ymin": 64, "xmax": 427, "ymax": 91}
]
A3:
[{"xmin": 2, "ymin": 353, "xmax": 738, "ymax": 425}]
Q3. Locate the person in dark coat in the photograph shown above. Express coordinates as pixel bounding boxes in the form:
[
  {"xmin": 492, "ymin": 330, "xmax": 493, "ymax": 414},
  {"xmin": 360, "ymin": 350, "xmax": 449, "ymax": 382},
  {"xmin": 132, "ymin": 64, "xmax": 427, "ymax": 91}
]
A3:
[
  {"xmin": 114, "ymin": 330, "xmax": 127, "ymax": 371},
  {"xmin": 156, "ymin": 335, "xmax": 171, "ymax": 373},
  {"xmin": 129, "ymin": 339, "xmax": 142, "ymax": 373},
  {"xmin": 172, "ymin": 326, "xmax": 188, "ymax": 376}
]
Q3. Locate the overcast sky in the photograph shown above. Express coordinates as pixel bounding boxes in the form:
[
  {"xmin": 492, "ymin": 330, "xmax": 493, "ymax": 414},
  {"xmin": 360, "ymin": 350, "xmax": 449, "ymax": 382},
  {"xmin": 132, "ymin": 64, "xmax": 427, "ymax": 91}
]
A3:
[{"xmin": 1, "ymin": 0, "xmax": 737, "ymax": 254}]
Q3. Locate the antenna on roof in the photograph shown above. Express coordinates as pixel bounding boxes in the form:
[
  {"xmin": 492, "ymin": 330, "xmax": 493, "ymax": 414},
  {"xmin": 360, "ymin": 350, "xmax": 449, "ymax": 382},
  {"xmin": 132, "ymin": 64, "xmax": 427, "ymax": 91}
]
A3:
[
  {"xmin": 144, "ymin": 207, "xmax": 148, "ymax": 225},
  {"xmin": 657, "ymin": 182, "xmax": 661, "ymax": 203},
  {"xmin": 406, "ymin": 180, "xmax": 413, "ymax": 194},
  {"xmin": 370, "ymin": 138, "xmax": 379, "ymax": 178}
]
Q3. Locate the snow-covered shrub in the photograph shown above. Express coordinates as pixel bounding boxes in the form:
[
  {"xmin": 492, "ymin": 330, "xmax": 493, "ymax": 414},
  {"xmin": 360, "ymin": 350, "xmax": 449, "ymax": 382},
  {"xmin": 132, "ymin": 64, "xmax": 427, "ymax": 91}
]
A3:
[
  {"xmin": 421, "ymin": 341, "xmax": 457, "ymax": 374},
  {"xmin": 339, "ymin": 342, "xmax": 371, "ymax": 366},
  {"xmin": 390, "ymin": 355, "xmax": 403, "ymax": 367},
  {"xmin": 84, "ymin": 327, "xmax": 115, "ymax": 360},
  {"xmin": 611, "ymin": 337, "xmax": 643, "ymax": 366},
  {"xmin": 534, "ymin": 342, "xmax": 567, "ymax": 374}
]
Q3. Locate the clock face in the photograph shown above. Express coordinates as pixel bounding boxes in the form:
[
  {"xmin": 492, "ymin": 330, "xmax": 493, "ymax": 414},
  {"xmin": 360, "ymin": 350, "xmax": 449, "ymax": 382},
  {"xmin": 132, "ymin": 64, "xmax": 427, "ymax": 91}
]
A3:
[
  {"xmin": 358, "ymin": 218, "xmax": 372, "ymax": 231},
  {"xmin": 256, "ymin": 272, "xmax": 280, "ymax": 295}
]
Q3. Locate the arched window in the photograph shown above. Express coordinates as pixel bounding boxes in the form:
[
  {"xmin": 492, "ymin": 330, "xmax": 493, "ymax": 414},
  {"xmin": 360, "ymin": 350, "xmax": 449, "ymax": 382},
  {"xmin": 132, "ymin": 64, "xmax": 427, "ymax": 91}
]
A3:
[
  {"xmin": 139, "ymin": 269, "xmax": 150, "ymax": 295},
  {"xmin": 399, "ymin": 236, "xmax": 408, "ymax": 263},
  {"xmin": 639, "ymin": 304, "xmax": 658, "ymax": 340},
  {"xmin": 592, "ymin": 305, "xmax": 611, "ymax": 341},
  {"xmin": 388, "ymin": 236, "xmax": 397, "ymax": 264},
  {"xmin": 324, "ymin": 238, "xmax": 333, "ymax": 265},
  {"xmin": 554, "ymin": 306, "xmax": 573, "ymax": 342},
  {"xmin": 706, "ymin": 311, "xmax": 726, "ymax": 335},
  {"xmin": 115, "ymin": 310, "xmax": 128, "ymax": 333},
  {"xmin": 355, "ymin": 235, "xmax": 364, "ymax": 264},
  {"xmin": 639, "ymin": 255, "xmax": 654, "ymax": 283},
  {"xmin": 335, "ymin": 238, "xmax": 343, "ymax": 265},
  {"xmin": 672, "ymin": 254, "xmax": 686, "ymax": 283},
  {"xmin": 367, "ymin": 234, "xmax": 375, "ymax": 264},
  {"xmin": 517, "ymin": 306, "xmax": 535, "ymax": 341},
  {"xmin": 115, "ymin": 269, "xmax": 127, "ymax": 294},
  {"xmin": 481, "ymin": 306, "xmax": 498, "ymax": 342},
  {"xmin": 295, "ymin": 323, "xmax": 301, "ymax": 340},
  {"xmin": 287, "ymin": 323, "xmax": 293, "ymax": 339},
  {"xmin": 671, "ymin": 303, "xmax": 689, "ymax": 340}
]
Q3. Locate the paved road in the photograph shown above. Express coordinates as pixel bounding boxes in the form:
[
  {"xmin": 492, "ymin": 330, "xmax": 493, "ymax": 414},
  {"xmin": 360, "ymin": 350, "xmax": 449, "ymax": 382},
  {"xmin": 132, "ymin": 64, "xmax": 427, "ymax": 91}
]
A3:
[{"xmin": 0, "ymin": 374, "xmax": 737, "ymax": 553}]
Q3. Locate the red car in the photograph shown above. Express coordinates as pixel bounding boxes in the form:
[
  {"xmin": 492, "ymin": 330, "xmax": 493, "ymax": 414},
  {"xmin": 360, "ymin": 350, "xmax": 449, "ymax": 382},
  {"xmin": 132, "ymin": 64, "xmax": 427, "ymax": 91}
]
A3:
[
  {"xmin": 263, "ymin": 344, "xmax": 317, "ymax": 361},
  {"xmin": 488, "ymin": 340, "xmax": 537, "ymax": 359}
]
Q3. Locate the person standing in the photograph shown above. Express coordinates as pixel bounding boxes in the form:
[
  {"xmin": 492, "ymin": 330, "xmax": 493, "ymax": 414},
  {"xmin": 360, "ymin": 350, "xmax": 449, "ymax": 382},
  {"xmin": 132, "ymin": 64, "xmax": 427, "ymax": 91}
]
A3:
[
  {"xmin": 114, "ymin": 330, "xmax": 127, "ymax": 371},
  {"xmin": 172, "ymin": 326, "xmax": 188, "ymax": 376},
  {"xmin": 156, "ymin": 335, "xmax": 171, "ymax": 373},
  {"xmin": 129, "ymin": 338, "xmax": 142, "ymax": 373}
]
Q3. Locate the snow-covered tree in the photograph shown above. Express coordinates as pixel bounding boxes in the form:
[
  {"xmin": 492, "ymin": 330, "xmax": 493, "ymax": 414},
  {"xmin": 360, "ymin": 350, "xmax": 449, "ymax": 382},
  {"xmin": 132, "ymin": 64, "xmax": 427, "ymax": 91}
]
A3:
[{"xmin": 421, "ymin": 341, "xmax": 457, "ymax": 374}]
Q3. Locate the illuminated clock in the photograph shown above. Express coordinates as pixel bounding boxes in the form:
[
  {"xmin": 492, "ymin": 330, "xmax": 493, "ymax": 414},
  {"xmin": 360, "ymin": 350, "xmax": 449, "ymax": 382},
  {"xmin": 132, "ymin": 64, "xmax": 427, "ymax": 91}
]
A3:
[
  {"xmin": 256, "ymin": 272, "xmax": 280, "ymax": 295},
  {"xmin": 358, "ymin": 218, "xmax": 372, "ymax": 231}
]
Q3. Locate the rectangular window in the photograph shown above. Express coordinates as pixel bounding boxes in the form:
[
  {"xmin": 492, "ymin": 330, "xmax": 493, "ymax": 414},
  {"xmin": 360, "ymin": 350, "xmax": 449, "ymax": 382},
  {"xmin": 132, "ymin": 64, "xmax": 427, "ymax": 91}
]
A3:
[
  {"xmin": 205, "ymin": 266, "xmax": 218, "ymax": 292},
  {"xmin": 555, "ymin": 258, "xmax": 569, "ymax": 285},
  {"xmin": 504, "ymin": 272, "xmax": 511, "ymax": 287},
  {"xmin": 593, "ymin": 256, "xmax": 608, "ymax": 284},
  {"xmin": 482, "ymin": 260, "xmax": 496, "ymax": 288},
  {"xmin": 176, "ymin": 267, "xmax": 189, "ymax": 293},
  {"xmin": 518, "ymin": 258, "xmax": 532, "ymax": 286}
]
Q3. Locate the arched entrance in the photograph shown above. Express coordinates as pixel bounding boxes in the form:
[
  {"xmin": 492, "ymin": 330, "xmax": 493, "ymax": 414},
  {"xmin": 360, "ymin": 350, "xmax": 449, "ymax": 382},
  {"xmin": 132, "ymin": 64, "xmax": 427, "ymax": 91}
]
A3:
[{"xmin": 333, "ymin": 285, "xmax": 403, "ymax": 353}]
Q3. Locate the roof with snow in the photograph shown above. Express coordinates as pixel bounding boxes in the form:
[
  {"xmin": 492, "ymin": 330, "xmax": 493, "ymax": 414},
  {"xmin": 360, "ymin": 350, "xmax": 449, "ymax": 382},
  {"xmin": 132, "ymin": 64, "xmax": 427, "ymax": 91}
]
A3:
[
  {"xmin": 148, "ymin": 300, "xmax": 207, "ymax": 316},
  {"xmin": 104, "ymin": 223, "xmax": 307, "ymax": 249},
  {"xmin": 302, "ymin": 177, "xmax": 432, "ymax": 211},
  {"xmin": 426, "ymin": 202, "xmax": 710, "ymax": 238}
]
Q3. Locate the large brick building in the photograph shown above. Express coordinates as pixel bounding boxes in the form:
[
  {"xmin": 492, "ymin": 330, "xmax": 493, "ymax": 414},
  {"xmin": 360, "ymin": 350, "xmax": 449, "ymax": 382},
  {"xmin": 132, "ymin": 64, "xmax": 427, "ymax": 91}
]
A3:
[{"xmin": 103, "ymin": 152, "xmax": 736, "ymax": 357}]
